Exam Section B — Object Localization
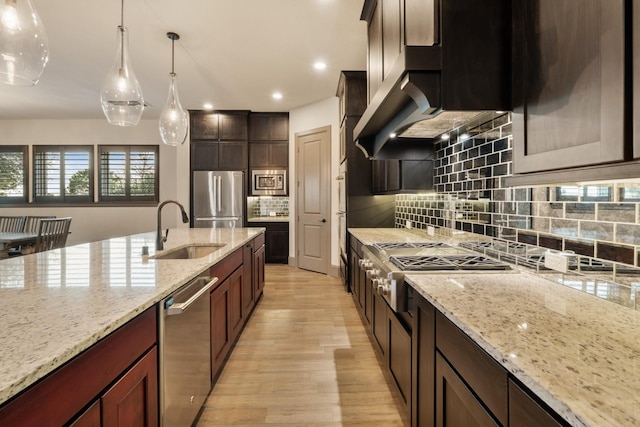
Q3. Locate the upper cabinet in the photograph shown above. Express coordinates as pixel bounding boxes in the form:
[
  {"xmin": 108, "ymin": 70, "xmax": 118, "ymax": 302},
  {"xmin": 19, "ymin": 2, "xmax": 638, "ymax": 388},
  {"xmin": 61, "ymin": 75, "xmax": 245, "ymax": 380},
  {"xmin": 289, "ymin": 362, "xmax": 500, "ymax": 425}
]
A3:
[
  {"xmin": 190, "ymin": 111, "xmax": 249, "ymax": 171},
  {"xmin": 511, "ymin": 0, "xmax": 626, "ymax": 175},
  {"xmin": 190, "ymin": 111, "xmax": 249, "ymax": 141},
  {"xmin": 249, "ymin": 113, "xmax": 289, "ymax": 142}
]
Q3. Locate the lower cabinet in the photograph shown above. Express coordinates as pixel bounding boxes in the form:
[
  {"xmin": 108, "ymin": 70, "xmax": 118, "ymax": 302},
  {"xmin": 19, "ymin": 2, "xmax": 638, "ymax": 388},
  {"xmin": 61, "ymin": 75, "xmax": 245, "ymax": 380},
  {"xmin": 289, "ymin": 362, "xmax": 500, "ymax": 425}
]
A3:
[
  {"xmin": 412, "ymin": 295, "xmax": 435, "ymax": 427},
  {"xmin": 509, "ymin": 380, "xmax": 565, "ymax": 427},
  {"xmin": 253, "ymin": 241, "xmax": 266, "ymax": 299},
  {"xmin": 242, "ymin": 240, "xmax": 256, "ymax": 314},
  {"xmin": 70, "ymin": 350, "xmax": 157, "ymax": 427},
  {"xmin": 250, "ymin": 222, "xmax": 288, "ymax": 264},
  {"xmin": 0, "ymin": 307, "xmax": 158, "ymax": 427},
  {"xmin": 101, "ymin": 348, "xmax": 158, "ymax": 427},
  {"xmin": 387, "ymin": 306, "xmax": 411, "ymax": 412},
  {"xmin": 435, "ymin": 352, "xmax": 499, "ymax": 427},
  {"xmin": 372, "ymin": 289, "xmax": 388, "ymax": 356},
  {"xmin": 412, "ymin": 291, "xmax": 569, "ymax": 427}
]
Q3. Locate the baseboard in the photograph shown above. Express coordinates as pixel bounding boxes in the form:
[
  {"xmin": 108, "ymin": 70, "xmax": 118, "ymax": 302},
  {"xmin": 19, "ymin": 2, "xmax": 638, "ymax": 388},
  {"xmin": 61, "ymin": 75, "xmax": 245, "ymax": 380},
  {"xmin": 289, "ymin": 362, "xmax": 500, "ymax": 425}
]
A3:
[
  {"xmin": 288, "ymin": 256, "xmax": 296, "ymax": 267},
  {"xmin": 328, "ymin": 264, "xmax": 339, "ymax": 278}
]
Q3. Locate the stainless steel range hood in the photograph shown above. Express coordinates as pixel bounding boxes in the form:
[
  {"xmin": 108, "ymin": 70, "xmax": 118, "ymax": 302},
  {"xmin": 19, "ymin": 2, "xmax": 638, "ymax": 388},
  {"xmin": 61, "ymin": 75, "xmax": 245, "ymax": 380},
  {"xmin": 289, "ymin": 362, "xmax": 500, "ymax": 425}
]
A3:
[{"xmin": 354, "ymin": 0, "xmax": 511, "ymax": 160}]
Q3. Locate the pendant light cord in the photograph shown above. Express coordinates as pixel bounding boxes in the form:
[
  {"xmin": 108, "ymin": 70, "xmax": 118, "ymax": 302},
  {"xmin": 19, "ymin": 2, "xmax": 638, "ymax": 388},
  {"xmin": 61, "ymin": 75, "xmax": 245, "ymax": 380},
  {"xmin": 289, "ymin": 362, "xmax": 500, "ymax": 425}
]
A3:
[
  {"xmin": 119, "ymin": 0, "xmax": 125, "ymax": 70},
  {"xmin": 120, "ymin": 0, "xmax": 124, "ymax": 27},
  {"xmin": 171, "ymin": 38, "xmax": 175, "ymax": 74}
]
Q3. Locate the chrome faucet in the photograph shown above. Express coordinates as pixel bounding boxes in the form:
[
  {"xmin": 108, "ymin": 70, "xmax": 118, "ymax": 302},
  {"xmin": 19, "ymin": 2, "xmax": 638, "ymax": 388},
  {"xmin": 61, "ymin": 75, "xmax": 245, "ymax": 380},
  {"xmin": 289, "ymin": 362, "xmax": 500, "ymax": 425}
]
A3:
[{"xmin": 157, "ymin": 200, "xmax": 190, "ymax": 251}]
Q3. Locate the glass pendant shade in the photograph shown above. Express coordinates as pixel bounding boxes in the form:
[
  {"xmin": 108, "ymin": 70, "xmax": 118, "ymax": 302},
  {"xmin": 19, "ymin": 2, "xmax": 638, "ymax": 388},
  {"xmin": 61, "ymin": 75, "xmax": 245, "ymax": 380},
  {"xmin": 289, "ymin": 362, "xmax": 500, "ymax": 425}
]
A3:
[
  {"xmin": 100, "ymin": 25, "xmax": 144, "ymax": 126},
  {"xmin": 0, "ymin": 0, "xmax": 49, "ymax": 86},
  {"xmin": 159, "ymin": 72, "xmax": 188, "ymax": 146}
]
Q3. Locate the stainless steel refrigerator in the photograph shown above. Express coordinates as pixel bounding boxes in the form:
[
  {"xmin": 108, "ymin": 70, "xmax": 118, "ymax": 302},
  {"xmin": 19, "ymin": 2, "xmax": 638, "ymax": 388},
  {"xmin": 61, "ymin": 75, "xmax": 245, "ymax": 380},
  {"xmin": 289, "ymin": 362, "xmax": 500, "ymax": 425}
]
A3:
[{"xmin": 193, "ymin": 171, "xmax": 244, "ymax": 228}]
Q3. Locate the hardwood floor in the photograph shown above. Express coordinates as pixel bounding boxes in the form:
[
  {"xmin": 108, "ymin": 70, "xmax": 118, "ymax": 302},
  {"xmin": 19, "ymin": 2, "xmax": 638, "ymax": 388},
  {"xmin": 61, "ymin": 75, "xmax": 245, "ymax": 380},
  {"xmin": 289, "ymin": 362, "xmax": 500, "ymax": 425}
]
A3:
[{"xmin": 197, "ymin": 264, "xmax": 409, "ymax": 427}]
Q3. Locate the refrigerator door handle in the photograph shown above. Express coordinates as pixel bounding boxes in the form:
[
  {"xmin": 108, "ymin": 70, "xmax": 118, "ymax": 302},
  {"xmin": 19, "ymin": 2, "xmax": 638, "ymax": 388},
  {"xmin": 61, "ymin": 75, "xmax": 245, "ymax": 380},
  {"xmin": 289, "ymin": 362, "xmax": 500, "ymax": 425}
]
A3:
[{"xmin": 217, "ymin": 176, "xmax": 222, "ymax": 212}]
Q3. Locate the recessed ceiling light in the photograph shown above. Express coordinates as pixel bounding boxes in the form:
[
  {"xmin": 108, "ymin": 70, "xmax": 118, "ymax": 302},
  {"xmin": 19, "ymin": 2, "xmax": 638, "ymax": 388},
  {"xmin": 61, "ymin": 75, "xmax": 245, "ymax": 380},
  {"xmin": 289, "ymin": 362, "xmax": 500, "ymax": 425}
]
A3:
[
  {"xmin": 314, "ymin": 61, "xmax": 327, "ymax": 70},
  {"xmin": 272, "ymin": 92, "xmax": 283, "ymax": 100},
  {"xmin": 441, "ymin": 133, "xmax": 450, "ymax": 140},
  {"xmin": 203, "ymin": 103, "xmax": 213, "ymax": 110},
  {"xmin": 389, "ymin": 133, "xmax": 397, "ymax": 138}
]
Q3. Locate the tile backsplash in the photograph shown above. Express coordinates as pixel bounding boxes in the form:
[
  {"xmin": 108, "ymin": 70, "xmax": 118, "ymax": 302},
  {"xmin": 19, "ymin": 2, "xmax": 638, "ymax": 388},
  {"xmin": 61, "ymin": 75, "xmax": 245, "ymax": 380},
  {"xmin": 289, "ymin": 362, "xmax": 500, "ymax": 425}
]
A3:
[
  {"xmin": 395, "ymin": 113, "xmax": 640, "ymax": 268},
  {"xmin": 247, "ymin": 196, "xmax": 289, "ymax": 218}
]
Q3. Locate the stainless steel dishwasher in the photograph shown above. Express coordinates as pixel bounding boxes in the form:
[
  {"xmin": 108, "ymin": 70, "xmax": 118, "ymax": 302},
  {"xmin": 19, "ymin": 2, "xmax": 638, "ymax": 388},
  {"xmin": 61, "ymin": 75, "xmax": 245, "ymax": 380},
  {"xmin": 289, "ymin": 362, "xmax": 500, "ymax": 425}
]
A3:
[{"xmin": 159, "ymin": 275, "xmax": 218, "ymax": 427}]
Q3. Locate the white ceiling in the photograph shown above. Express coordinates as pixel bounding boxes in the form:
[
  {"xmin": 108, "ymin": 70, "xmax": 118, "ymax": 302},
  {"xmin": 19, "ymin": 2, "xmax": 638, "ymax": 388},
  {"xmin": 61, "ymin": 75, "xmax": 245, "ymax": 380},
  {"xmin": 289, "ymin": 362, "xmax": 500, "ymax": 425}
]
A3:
[{"xmin": 0, "ymin": 0, "xmax": 367, "ymax": 120}]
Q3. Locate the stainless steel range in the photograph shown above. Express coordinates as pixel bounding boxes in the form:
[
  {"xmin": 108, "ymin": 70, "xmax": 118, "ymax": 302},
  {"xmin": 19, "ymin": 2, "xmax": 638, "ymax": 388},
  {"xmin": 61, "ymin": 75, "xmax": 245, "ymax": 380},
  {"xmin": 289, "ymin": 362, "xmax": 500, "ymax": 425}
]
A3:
[{"xmin": 360, "ymin": 242, "xmax": 511, "ymax": 313}]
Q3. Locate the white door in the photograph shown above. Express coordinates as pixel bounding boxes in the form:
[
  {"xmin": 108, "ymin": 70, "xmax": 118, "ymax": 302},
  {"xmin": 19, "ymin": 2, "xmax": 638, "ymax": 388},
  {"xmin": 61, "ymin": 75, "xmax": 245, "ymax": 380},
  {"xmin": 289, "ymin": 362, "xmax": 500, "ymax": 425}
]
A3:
[{"xmin": 296, "ymin": 126, "xmax": 331, "ymax": 274}]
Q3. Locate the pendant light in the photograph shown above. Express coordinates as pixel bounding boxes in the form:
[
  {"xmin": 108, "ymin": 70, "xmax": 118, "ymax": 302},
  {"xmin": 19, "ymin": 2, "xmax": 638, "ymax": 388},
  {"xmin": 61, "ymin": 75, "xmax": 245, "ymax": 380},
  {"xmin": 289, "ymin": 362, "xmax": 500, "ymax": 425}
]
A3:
[
  {"xmin": 158, "ymin": 32, "xmax": 188, "ymax": 146},
  {"xmin": 100, "ymin": 0, "xmax": 144, "ymax": 126},
  {"xmin": 0, "ymin": 0, "xmax": 49, "ymax": 86}
]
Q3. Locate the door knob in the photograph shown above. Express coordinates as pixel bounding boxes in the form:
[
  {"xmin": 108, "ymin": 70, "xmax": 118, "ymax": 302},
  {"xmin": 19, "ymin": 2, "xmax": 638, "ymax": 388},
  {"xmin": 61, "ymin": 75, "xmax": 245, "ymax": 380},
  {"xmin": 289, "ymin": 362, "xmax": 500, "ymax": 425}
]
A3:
[{"xmin": 320, "ymin": 218, "xmax": 326, "ymax": 223}]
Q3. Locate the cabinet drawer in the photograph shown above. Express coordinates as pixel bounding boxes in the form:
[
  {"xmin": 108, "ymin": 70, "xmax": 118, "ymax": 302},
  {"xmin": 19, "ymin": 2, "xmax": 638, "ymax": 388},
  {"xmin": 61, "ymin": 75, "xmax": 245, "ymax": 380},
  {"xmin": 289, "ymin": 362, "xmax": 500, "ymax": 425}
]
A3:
[
  {"xmin": 209, "ymin": 247, "xmax": 243, "ymax": 286},
  {"xmin": 253, "ymin": 233, "xmax": 265, "ymax": 250},
  {"xmin": 435, "ymin": 311, "xmax": 508, "ymax": 425}
]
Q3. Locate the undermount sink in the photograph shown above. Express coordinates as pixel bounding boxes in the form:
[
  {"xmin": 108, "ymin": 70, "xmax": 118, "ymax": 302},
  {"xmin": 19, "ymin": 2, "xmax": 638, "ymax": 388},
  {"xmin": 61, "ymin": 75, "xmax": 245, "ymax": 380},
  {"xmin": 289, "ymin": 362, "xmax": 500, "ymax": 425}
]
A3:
[{"xmin": 152, "ymin": 243, "xmax": 226, "ymax": 260}]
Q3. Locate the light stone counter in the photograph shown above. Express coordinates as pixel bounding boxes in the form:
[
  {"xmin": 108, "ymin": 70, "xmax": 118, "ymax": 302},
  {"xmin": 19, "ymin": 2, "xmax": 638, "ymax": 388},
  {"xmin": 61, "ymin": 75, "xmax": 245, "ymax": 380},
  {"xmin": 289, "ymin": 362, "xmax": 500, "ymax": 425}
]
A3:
[
  {"xmin": 0, "ymin": 227, "xmax": 264, "ymax": 407},
  {"xmin": 407, "ymin": 271, "xmax": 640, "ymax": 427},
  {"xmin": 349, "ymin": 227, "xmax": 640, "ymax": 426},
  {"xmin": 248, "ymin": 216, "xmax": 289, "ymax": 223}
]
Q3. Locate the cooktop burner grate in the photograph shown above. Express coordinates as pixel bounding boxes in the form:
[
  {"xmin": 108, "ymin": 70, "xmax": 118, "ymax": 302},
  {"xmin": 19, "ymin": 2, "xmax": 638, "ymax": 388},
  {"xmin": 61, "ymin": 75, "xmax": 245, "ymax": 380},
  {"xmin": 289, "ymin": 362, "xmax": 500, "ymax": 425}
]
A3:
[
  {"xmin": 373, "ymin": 242, "xmax": 451, "ymax": 250},
  {"xmin": 389, "ymin": 254, "xmax": 511, "ymax": 271}
]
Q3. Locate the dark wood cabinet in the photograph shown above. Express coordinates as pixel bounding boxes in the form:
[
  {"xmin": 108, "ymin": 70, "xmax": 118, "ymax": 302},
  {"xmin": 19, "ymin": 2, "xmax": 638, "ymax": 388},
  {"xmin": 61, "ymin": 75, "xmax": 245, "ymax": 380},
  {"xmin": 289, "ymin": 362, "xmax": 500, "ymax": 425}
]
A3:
[
  {"xmin": 435, "ymin": 352, "xmax": 500, "ymax": 427},
  {"xmin": 210, "ymin": 277, "xmax": 231, "ymax": 377},
  {"xmin": 436, "ymin": 310, "xmax": 508, "ymax": 425},
  {"xmin": 101, "ymin": 347, "xmax": 158, "ymax": 427},
  {"xmin": 191, "ymin": 111, "xmax": 248, "ymax": 141},
  {"xmin": 412, "ymin": 294, "xmax": 436, "ymax": 427},
  {"xmin": 372, "ymin": 289, "xmax": 387, "ymax": 356},
  {"xmin": 350, "ymin": 246, "xmax": 361, "ymax": 305},
  {"xmin": 260, "ymin": 221, "xmax": 289, "ymax": 264},
  {"xmin": 388, "ymin": 306, "xmax": 411, "ymax": 414},
  {"xmin": 509, "ymin": 380, "xmax": 566, "ymax": 427},
  {"xmin": 253, "ymin": 238, "xmax": 266, "ymax": 300},
  {"xmin": 227, "ymin": 268, "xmax": 244, "ymax": 341},
  {"xmin": 512, "ymin": 0, "xmax": 626, "ymax": 174},
  {"xmin": 249, "ymin": 142, "xmax": 288, "ymax": 168},
  {"xmin": 249, "ymin": 113, "xmax": 289, "ymax": 141},
  {"xmin": 372, "ymin": 159, "xmax": 433, "ymax": 194},
  {"xmin": 192, "ymin": 140, "xmax": 247, "ymax": 171},
  {"xmin": 70, "ymin": 401, "xmax": 101, "ymax": 427},
  {"xmin": 367, "ymin": 1, "xmax": 383, "ymax": 102},
  {"xmin": 190, "ymin": 111, "xmax": 248, "ymax": 171},
  {"xmin": 242, "ymin": 241, "xmax": 255, "ymax": 315}
]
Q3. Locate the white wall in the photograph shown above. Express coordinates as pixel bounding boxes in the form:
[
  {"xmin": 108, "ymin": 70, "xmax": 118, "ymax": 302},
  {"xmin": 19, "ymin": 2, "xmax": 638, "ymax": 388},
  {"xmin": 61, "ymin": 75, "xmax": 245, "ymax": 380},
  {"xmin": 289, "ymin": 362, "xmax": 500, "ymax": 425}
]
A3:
[
  {"xmin": 0, "ymin": 119, "xmax": 190, "ymax": 245},
  {"xmin": 289, "ymin": 97, "xmax": 340, "ymax": 273}
]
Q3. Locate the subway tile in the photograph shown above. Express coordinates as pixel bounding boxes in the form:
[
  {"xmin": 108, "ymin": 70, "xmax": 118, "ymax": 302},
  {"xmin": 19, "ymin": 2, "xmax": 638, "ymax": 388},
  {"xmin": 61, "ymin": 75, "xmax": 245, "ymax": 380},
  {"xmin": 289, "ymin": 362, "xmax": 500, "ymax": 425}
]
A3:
[
  {"xmin": 539, "ymin": 234, "xmax": 563, "ymax": 250},
  {"xmin": 550, "ymin": 219, "xmax": 579, "ymax": 238},
  {"xmin": 597, "ymin": 242, "xmax": 635, "ymax": 265},
  {"xmin": 580, "ymin": 221, "xmax": 614, "ymax": 241},
  {"xmin": 598, "ymin": 203, "xmax": 636, "ymax": 223},
  {"xmin": 564, "ymin": 239, "xmax": 595, "ymax": 257},
  {"xmin": 616, "ymin": 223, "xmax": 640, "ymax": 245}
]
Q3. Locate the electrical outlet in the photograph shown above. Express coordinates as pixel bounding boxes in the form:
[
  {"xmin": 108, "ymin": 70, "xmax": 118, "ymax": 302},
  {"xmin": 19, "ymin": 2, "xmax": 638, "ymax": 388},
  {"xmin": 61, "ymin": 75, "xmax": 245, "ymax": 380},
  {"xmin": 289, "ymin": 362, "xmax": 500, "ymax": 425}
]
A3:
[
  {"xmin": 544, "ymin": 251, "xmax": 570, "ymax": 273},
  {"xmin": 406, "ymin": 220, "xmax": 412, "ymax": 229},
  {"xmin": 427, "ymin": 226, "xmax": 435, "ymax": 236}
]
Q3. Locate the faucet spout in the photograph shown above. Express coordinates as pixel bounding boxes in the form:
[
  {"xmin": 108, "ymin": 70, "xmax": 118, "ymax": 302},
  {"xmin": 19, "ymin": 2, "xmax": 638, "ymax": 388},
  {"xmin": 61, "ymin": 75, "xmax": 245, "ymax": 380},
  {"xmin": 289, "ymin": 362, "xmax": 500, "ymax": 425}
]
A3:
[{"xmin": 157, "ymin": 200, "xmax": 190, "ymax": 251}]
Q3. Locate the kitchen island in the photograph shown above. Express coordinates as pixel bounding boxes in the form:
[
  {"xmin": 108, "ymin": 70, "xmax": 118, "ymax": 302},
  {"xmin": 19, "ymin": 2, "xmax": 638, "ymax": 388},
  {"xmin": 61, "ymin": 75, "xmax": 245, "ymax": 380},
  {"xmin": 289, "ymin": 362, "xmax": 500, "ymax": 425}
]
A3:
[
  {"xmin": 349, "ymin": 228, "xmax": 640, "ymax": 427},
  {"xmin": 0, "ymin": 227, "xmax": 264, "ymax": 424}
]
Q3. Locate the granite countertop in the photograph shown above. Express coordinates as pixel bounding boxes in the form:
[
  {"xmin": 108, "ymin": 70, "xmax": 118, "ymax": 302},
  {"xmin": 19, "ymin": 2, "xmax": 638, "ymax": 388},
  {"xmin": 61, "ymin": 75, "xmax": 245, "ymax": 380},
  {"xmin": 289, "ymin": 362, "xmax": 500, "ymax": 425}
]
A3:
[
  {"xmin": 408, "ymin": 272, "xmax": 640, "ymax": 427},
  {"xmin": 348, "ymin": 228, "xmax": 640, "ymax": 426},
  {"xmin": 248, "ymin": 216, "xmax": 289, "ymax": 223},
  {"xmin": 0, "ymin": 227, "xmax": 265, "ymax": 407}
]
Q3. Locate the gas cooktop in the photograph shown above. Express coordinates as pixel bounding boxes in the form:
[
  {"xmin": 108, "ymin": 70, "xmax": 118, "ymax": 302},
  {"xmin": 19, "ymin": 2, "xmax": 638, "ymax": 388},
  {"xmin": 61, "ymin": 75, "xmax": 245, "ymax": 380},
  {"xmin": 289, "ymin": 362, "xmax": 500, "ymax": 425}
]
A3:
[
  {"xmin": 389, "ymin": 254, "xmax": 511, "ymax": 271},
  {"xmin": 373, "ymin": 242, "xmax": 451, "ymax": 250}
]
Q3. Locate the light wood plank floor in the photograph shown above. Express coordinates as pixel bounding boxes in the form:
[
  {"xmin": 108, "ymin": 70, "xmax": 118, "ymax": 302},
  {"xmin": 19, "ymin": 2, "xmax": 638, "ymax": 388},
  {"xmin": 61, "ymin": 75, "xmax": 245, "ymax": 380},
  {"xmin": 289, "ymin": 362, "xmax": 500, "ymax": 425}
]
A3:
[{"xmin": 197, "ymin": 264, "xmax": 409, "ymax": 427}]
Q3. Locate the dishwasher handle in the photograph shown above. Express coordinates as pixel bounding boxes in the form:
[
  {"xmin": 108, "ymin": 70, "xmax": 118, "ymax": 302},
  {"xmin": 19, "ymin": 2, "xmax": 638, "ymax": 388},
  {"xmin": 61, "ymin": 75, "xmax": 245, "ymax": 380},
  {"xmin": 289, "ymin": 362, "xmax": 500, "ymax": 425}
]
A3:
[{"xmin": 165, "ymin": 276, "xmax": 219, "ymax": 315}]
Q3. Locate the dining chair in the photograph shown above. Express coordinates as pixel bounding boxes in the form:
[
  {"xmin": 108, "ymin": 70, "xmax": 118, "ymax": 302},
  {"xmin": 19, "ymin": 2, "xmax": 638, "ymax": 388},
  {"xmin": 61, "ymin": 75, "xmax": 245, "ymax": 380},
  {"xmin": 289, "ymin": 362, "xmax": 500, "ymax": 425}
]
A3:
[
  {"xmin": 33, "ymin": 217, "xmax": 72, "ymax": 253},
  {"xmin": 23, "ymin": 216, "xmax": 56, "ymax": 233},
  {"xmin": 0, "ymin": 216, "xmax": 26, "ymax": 233}
]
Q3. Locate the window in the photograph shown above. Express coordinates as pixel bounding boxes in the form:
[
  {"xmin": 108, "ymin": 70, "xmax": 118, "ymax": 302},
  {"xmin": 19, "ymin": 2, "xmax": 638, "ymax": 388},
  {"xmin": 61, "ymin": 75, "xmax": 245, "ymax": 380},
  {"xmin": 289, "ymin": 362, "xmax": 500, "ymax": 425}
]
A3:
[
  {"xmin": 33, "ymin": 146, "xmax": 93, "ymax": 203},
  {"xmin": 0, "ymin": 145, "xmax": 27, "ymax": 203},
  {"xmin": 99, "ymin": 145, "xmax": 159, "ymax": 202}
]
